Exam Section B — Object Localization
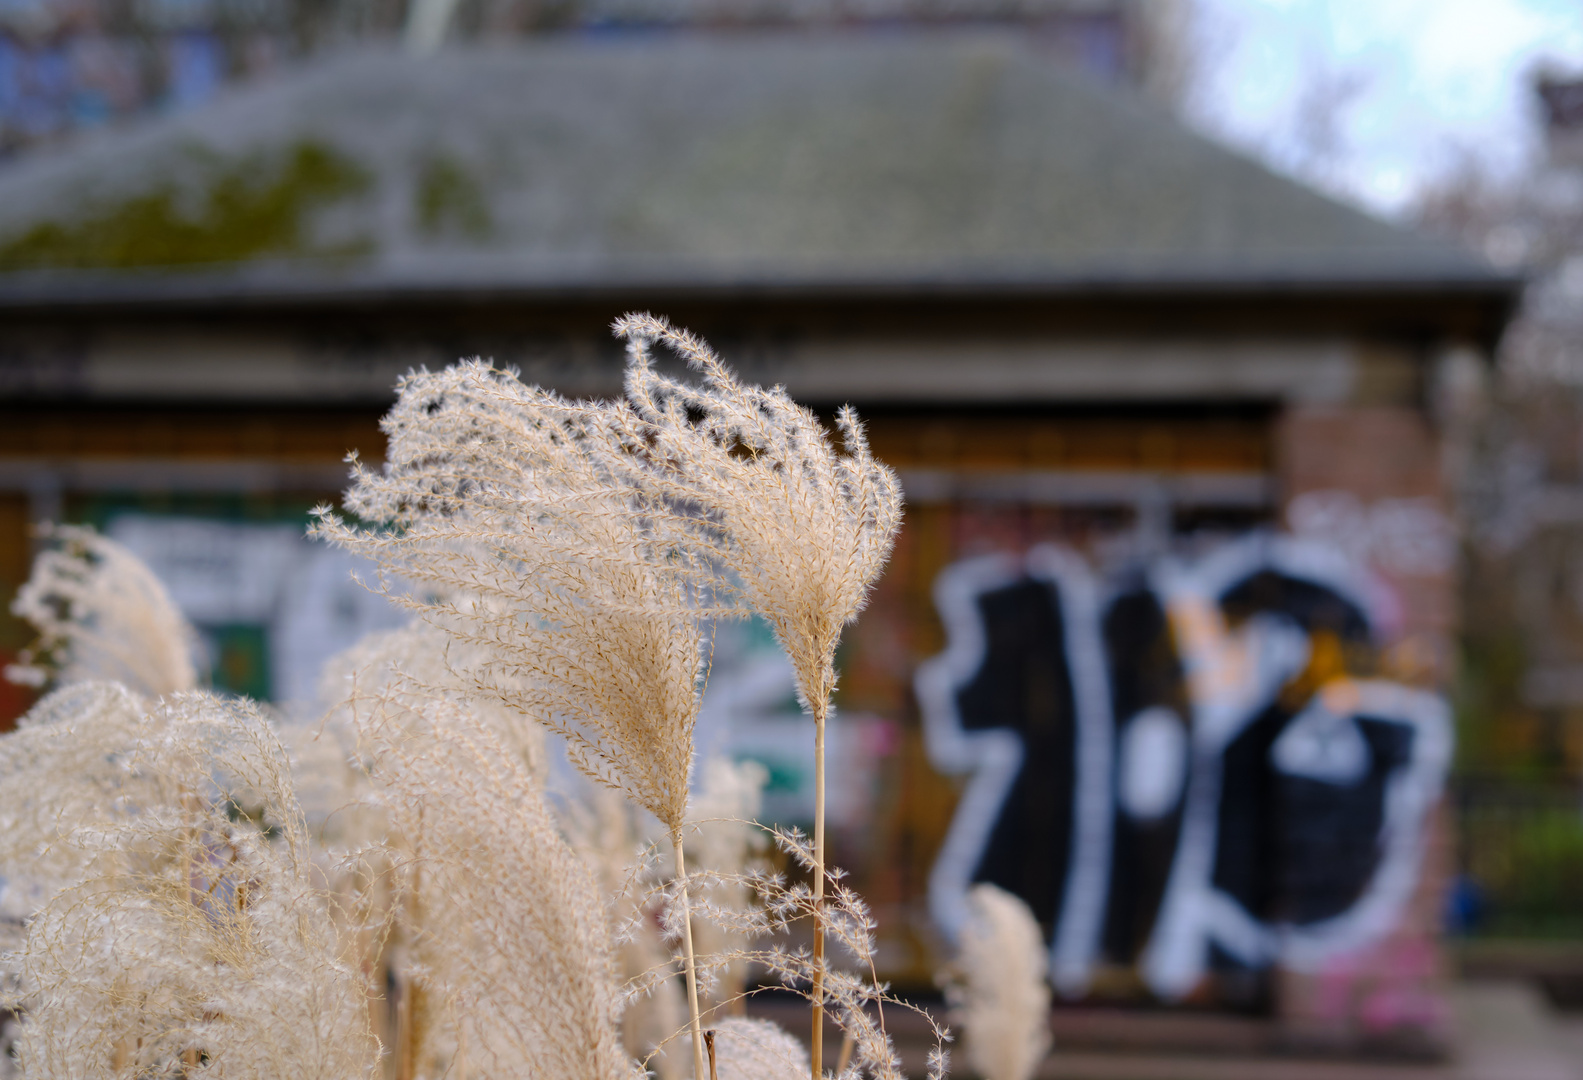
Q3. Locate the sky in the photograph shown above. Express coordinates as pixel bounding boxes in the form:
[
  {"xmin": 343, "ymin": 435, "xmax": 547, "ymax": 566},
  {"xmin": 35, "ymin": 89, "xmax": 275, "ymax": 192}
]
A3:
[{"xmin": 1184, "ymin": 0, "xmax": 1583, "ymax": 218}]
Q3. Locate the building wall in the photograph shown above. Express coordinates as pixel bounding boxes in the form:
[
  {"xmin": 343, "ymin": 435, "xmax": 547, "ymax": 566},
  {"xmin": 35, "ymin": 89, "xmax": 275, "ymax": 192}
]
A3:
[
  {"xmin": 1270, "ymin": 404, "xmax": 1456, "ymax": 1051},
  {"xmin": 0, "ymin": 405, "xmax": 385, "ymax": 724}
]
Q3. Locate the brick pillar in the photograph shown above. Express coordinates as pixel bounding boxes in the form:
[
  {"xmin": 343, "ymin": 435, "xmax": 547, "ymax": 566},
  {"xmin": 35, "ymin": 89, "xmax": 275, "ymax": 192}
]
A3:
[{"xmin": 1273, "ymin": 404, "xmax": 1456, "ymax": 1055}]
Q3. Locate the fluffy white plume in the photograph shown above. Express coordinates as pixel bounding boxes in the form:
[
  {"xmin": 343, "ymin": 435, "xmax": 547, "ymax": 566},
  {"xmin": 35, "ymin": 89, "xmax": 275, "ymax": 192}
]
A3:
[
  {"xmin": 615, "ymin": 312, "xmax": 902, "ymax": 719},
  {"xmin": 6, "ymin": 526, "xmax": 196, "ymax": 697},
  {"xmin": 346, "ymin": 672, "xmax": 640, "ymax": 1080},
  {"xmin": 941, "ymin": 884, "xmax": 1052, "ymax": 1080},
  {"xmin": 3, "ymin": 690, "xmax": 377, "ymax": 1080},
  {"xmin": 313, "ymin": 362, "xmax": 709, "ymax": 835},
  {"xmin": 708, "ymin": 1018, "xmax": 809, "ymax": 1080},
  {"xmin": 0, "ymin": 682, "xmax": 155, "ymax": 943},
  {"xmin": 312, "ymin": 357, "xmax": 728, "ymax": 1080}
]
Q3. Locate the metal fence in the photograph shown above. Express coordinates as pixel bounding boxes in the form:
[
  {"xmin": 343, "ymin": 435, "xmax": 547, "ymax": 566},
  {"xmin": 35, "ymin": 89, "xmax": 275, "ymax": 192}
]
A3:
[{"xmin": 1453, "ymin": 777, "xmax": 1583, "ymax": 939}]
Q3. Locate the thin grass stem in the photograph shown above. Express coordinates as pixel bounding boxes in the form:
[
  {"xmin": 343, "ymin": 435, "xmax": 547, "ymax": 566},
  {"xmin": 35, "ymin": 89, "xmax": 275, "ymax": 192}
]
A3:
[
  {"xmin": 811, "ymin": 705, "xmax": 827, "ymax": 1080},
  {"xmin": 673, "ymin": 830, "xmax": 708, "ymax": 1080}
]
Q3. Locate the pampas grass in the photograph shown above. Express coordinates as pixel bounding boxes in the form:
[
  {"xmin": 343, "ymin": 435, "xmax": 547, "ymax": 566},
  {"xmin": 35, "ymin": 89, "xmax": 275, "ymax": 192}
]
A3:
[
  {"xmin": 312, "ymin": 359, "xmax": 722, "ymax": 1079},
  {"xmin": 939, "ymin": 885, "xmax": 1051, "ymax": 1080},
  {"xmin": 708, "ymin": 1017, "xmax": 809, "ymax": 1080},
  {"xmin": 6, "ymin": 526, "xmax": 196, "ymax": 697},
  {"xmin": 0, "ymin": 314, "xmax": 955, "ymax": 1080},
  {"xmin": 2, "ymin": 690, "xmax": 375, "ymax": 1080},
  {"xmin": 342, "ymin": 671, "xmax": 638, "ymax": 1080},
  {"xmin": 312, "ymin": 364, "xmax": 709, "ymax": 833},
  {"xmin": 0, "ymin": 681, "xmax": 153, "ymax": 939},
  {"xmin": 616, "ymin": 313, "xmax": 902, "ymax": 1078}
]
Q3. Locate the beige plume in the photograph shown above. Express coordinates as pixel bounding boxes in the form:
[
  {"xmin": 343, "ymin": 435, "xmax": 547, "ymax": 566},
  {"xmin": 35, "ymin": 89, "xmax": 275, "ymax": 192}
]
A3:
[
  {"xmin": 941, "ymin": 884, "xmax": 1052, "ymax": 1080},
  {"xmin": 345, "ymin": 672, "xmax": 639, "ymax": 1080},
  {"xmin": 709, "ymin": 1018, "xmax": 809, "ymax": 1080},
  {"xmin": 615, "ymin": 312, "xmax": 902, "ymax": 1078},
  {"xmin": 6, "ymin": 526, "xmax": 196, "ymax": 698},
  {"xmin": 4, "ymin": 690, "xmax": 376, "ymax": 1080},
  {"xmin": 313, "ymin": 360, "xmax": 722, "ymax": 1078}
]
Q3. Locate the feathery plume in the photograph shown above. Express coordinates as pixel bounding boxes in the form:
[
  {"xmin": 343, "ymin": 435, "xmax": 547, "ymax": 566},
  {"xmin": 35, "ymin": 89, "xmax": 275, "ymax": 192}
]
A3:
[
  {"xmin": 6, "ymin": 525, "xmax": 196, "ymax": 698},
  {"xmin": 345, "ymin": 671, "xmax": 639, "ymax": 1080},
  {"xmin": 615, "ymin": 314, "xmax": 902, "ymax": 715},
  {"xmin": 0, "ymin": 681, "xmax": 155, "ymax": 946},
  {"xmin": 313, "ymin": 360, "xmax": 722, "ymax": 1078},
  {"xmin": 312, "ymin": 363, "xmax": 709, "ymax": 833},
  {"xmin": 310, "ymin": 619, "xmax": 548, "ymax": 793},
  {"xmin": 939, "ymin": 884, "xmax": 1051, "ymax": 1080},
  {"xmin": 708, "ymin": 1018, "xmax": 808, "ymax": 1080},
  {"xmin": 561, "ymin": 784, "xmax": 688, "ymax": 1080},
  {"xmin": 3, "ymin": 690, "xmax": 376, "ymax": 1080},
  {"xmin": 615, "ymin": 312, "xmax": 903, "ymax": 1078}
]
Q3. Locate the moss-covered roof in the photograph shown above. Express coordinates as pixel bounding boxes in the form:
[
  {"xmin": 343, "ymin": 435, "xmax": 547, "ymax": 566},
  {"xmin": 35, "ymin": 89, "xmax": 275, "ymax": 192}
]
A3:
[{"xmin": 0, "ymin": 29, "xmax": 1503, "ymax": 294}]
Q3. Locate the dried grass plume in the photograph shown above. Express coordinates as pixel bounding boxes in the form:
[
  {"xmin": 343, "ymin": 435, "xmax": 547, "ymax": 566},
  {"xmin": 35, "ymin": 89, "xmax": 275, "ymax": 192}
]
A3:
[
  {"xmin": 939, "ymin": 884, "xmax": 1051, "ymax": 1080},
  {"xmin": 6, "ymin": 526, "xmax": 196, "ymax": 697},
  {"xmin": 3, "ymin": 690, "xmax": 376, "ymax": 1080}
]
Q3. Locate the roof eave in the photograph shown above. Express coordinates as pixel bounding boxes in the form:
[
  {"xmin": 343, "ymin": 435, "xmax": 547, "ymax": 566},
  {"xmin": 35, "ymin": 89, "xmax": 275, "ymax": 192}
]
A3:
[{"xmin": 0, "ymin": 262, "xmax": 1524, "ymax": 309}]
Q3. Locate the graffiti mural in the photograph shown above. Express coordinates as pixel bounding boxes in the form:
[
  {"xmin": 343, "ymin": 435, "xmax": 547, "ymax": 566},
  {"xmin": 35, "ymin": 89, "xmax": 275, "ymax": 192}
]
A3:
[{"xmin": 916, "ymin": 533, "xmax": 1451, "ymax": 1001}]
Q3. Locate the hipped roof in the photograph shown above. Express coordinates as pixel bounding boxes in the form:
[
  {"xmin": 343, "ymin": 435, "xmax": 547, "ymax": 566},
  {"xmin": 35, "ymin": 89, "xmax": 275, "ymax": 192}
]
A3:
[{"xmin": 0, "ymin": 28, "xmax": 1512, "ymax": 307}]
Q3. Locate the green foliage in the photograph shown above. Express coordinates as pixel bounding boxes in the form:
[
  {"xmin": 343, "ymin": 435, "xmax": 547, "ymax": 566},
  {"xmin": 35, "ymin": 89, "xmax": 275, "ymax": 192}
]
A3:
[
  {"xmin": 413, "ymin": 153, "xmax": 491, "ymax": 239},
  {"xmin": 0, "ymin": 140, "xmax": 371, "ymax": 270},
  {"xmin": 1464, "ymin": 797, "xmax": 1583, "ymax": 938},
  {"xmin": 1455, "ymin": 627, "xmax": 1543, "ymax": 776}
]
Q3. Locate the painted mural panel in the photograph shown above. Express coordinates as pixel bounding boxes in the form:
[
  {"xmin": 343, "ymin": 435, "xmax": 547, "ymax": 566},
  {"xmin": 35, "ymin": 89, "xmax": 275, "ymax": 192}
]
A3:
[
  {"xmin": 99, "ymin": 510, "xmax": 407, "ymax": 703},
  {"xmin": 916, "ymin": 533, "xmax": 1451, "ymax": 1004}
]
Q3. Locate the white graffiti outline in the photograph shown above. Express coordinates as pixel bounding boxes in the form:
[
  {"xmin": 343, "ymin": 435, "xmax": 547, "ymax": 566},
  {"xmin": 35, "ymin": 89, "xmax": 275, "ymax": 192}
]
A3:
[
  {"xmin": 1028, "ymin": 545, "xmax": 1115, "ymax": 996},
  {"xmin": 919, "ymin": 532, "xmax": 1452, "ymax": 1001},
  {"xmin": 1276, "ymin": 679, "xmax": 1450, "ymax": 972},
  {"xmin": 916, "ymin": 552, "xmax": 1024, "ymax": 942},
  {"xmin": 1144, "ymin": 532, "xmax": 1449, "ymax": 996},
  {"xmin": 915, "ymin": 545, "xmax": 1114, "ymax": 996}
]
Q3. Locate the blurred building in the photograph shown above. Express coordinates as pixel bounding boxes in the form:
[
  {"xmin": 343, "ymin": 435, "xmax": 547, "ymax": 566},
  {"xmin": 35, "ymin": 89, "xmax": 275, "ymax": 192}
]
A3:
[
  {"xmin": 0, "ymin": 28, "xmax": 1515, "ymax": 1052},
  {"xmin": 0, "ymin": 0, "xmax": 1162, "ymax": 153}
]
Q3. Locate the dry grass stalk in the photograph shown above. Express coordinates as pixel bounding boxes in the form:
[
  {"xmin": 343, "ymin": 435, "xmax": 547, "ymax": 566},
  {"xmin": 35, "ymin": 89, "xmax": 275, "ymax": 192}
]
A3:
[
  {"xmin": 615, "ymin": 312, "xmax": 903, "ymax": 1079},
  {"xmin": 313, "ymin": 360, "xmax": 725, "ymax": 1079},
  {"xmin": 560, "ymin": 783, "xmax": 688, "ymax": 1080},
  {"xmin": 684, "ymin": 759, "xmax": 768, "ymax": 1018},
  {"xmin": 2, "ymin": 689, "xmax": 376, "ymax": 1080},
  {"xmin": 939, "ymin": 885, "xmax": 1051, "ymax": 1080},
  {"xmin": 6, "ymin": 526, "xmax": 196, "ymax": 698},
  {"xmin": 561, "ymin": 757, "xmax": 769, "ymax": 1079},
  {"xmin": 649, "ymin": 824, "xmax": 948, "ymax": 1080}
]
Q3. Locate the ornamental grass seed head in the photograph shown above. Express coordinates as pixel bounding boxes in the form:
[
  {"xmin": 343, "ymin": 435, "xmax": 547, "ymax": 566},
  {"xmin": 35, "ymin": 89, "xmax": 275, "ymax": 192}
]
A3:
[
  {"xmin": 6, "ymin": 526, "xmax": 197, "ymax": 699},
  {"xmin": 940, "ymin": 884, "xmax": 1051, "ymax": 1080},
  {"xmin": 312, "ymin": 362, "xmax": 711, "ymax": 835},
  {"xmin": 708, "ymin": 1018, "xmax": 809, "ymax": 1080},
  {"xmin": 4, "ymin": 690, "xmax": 376, "ymax": 1080},
  {"xmin": 614, "ymin": 313, "xmax": 902, "ymax": 719},
  {"xmin": 343, "ymin": 669, "xmax": 638, "ymax": 1080}
]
